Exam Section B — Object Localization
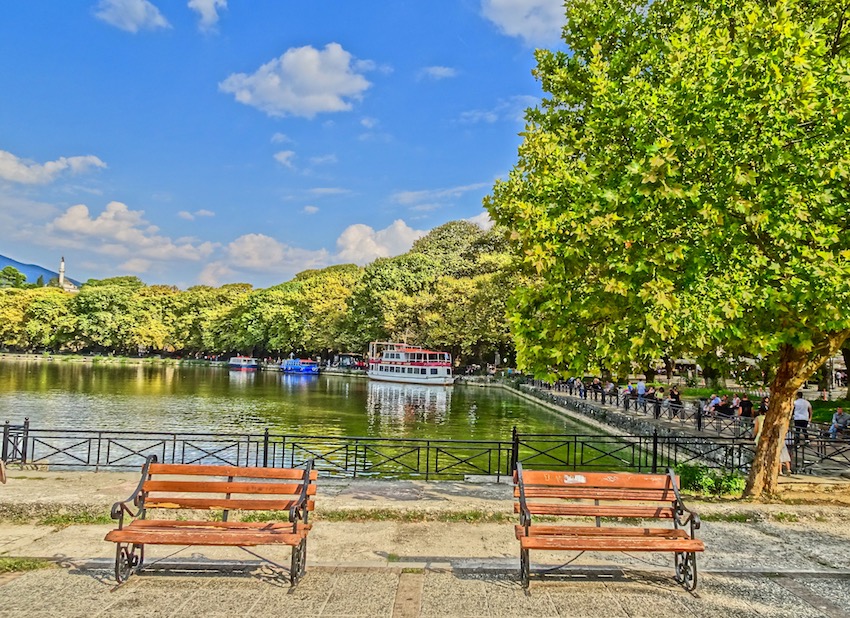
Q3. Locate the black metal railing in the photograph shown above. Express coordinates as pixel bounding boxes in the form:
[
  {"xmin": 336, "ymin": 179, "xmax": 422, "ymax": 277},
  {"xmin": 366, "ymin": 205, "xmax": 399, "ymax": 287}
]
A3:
[{"xmin": 4, "ymin": 419, "xmax": 847, "ymax": 478}]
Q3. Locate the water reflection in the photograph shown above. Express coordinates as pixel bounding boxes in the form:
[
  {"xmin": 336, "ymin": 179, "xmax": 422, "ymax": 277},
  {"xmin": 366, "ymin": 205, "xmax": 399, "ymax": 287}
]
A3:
[
  {"xmin": 228, "ymin": 370, "xmax": 256, "ymax": 388},
  {"xmin": 278, "ymin": 373, "xmax": 319, "ymax": 392},
  {"xmin": 366, "ymin": 381, "xmax": 451, "ymax": 429}
]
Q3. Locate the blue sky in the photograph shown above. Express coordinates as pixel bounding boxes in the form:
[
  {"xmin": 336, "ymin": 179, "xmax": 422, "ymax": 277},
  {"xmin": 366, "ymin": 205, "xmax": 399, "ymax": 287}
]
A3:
[{"xmin": 0, "ymin": 0, "xmax": 565, "ymax": 288}]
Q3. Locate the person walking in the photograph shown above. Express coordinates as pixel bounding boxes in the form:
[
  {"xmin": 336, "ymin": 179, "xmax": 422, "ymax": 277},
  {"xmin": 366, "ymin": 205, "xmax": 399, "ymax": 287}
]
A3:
[
  {"xmin": 753, "ymin": 408, "xmax": 792, "ymax": 476},
  {"xmin": 792, "ymin": 392, "xmax": 813, "ymax": 443}
]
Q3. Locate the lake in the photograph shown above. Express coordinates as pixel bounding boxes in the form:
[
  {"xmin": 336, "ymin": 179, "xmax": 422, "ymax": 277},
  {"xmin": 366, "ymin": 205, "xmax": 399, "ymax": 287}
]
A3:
[{"xmin": 0, "ymin": 359, "xmax": 590, "ymax": 440}]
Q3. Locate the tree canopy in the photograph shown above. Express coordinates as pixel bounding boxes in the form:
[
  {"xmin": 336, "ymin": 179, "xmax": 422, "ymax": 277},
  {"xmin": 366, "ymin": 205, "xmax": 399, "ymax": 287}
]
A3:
[{"xmin": 485, "ymin": 0, "xmax": 850, "ymax": 496}]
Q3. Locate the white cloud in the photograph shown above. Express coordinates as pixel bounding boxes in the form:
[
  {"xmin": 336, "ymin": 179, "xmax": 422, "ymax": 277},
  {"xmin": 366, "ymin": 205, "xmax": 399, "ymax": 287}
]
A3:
[
  {"xmin": 188, "ymin": 0, "xmax": 226, "ymax": 32},
  {"xmin": 419, "ymin": 66, "xmax": 458, "ymax": 80},
  {"xmin": 392, "ymin": 183, "xmax": 490, "ymax": 209},
  {"xmin": 94, "ymin": 0, "xmax": 171, "ymax": 33},
  {"xmin": 481, "ymin": 0, "xmax": 564, "ymax": 45},
  {"xmin": 466, "ymin": 211, "xmax": 494, "ymax": 230},
  {"xmin": 309, "ymin": 154, "xmax": 337, "ymax": 165},
  {"xmin": 199, "ymin": 233, "xmax": 330, "ymax": 285},
  {"xmin": 271, "ymin": 132, "xmax": 291, "ymax": 144},
  {"xmin": 46, "ymin": 201, "xmax": 217, "ymax": 261},
  {"xmin": 309, "ymin": 187, "xmax": 349, "ymax": 196},
  {"xmin": 336, "ymin": 219, "xmax": 426, "ymax": 264},
  {"xmin": 0, "ymin": 150, "xmax": 106, "ymax": 185},
  {"xmin": 460, "ymin": 95, "xmax": 539, "ymax": 124},
  {"xmin": 303, "ymin": 205, "xmax": 319, "ymax": 214},
  {"xmin": 178, "ymin": 209, "xmax": 215, "ymax": 220},
  {"xmin": 274, "ymin": 150, "xmax": 296, "ymax": 168},
  {"xmin": 218, "ymin": 43, "xmax": 373, "ymax": 118},
  {"xmin": 119, "ymin": 258, "xmax": 152, "ymax": 273},
  {"xmin": 361, "ymin": 117, "xmax": 378, "ymax": 129}
]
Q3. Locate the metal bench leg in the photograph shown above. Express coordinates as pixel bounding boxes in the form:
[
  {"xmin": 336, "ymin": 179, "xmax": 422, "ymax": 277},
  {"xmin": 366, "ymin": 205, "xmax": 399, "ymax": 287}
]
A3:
[
  {"xmin": 290, "ymin": 538, "xmax": 307, "ymax": 586},
  {"xmin": 114, "ymin": 543, "xmax": 143, "ymax": 584},
  {"xmin": 674, "ymin": 552, "xmax": 697, "ymax": 591},
  {"xmin": 520, "ymin": 548, "xmax": 530, "ymax": 589}
]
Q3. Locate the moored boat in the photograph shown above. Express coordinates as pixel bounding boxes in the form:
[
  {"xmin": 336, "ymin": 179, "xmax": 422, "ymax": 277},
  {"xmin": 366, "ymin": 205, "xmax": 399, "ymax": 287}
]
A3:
[
  {"xmin": 228, "ymin": 356, "xmax": 259, "ymax": 371},
  {"xmin": 280, "ymin": 358, "xmax": 320, "ymax": 374},
  {"xmin": 367, "ymin": 341, "xmax": 454, "ymax": 386}
]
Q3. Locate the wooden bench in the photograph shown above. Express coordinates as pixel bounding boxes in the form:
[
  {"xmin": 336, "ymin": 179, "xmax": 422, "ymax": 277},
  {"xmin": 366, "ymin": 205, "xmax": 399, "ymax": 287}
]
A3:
[
  {"xmin": 514, "ymin": 463, "xmax": 704, "ymax": 590},
  {"xmin": 105, "ymin": 456, "xmax": 317, "ymax": 585}
]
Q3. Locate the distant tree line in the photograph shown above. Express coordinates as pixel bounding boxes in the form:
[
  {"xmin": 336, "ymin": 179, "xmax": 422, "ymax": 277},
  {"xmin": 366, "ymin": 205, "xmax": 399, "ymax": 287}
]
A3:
[{"xmin": 0, "ymin": 221, "xmax": 521, "ymax": 366}]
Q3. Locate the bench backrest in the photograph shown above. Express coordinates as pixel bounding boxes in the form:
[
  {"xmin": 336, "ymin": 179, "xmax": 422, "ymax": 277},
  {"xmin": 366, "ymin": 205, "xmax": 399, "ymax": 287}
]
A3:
[
  {"xmin": 514, "ymin": 468, "xmax": 680, "ymax": 519},
  {"xmin": 140, "ymin": 463, "xmax": 318, "ymax": 516}
]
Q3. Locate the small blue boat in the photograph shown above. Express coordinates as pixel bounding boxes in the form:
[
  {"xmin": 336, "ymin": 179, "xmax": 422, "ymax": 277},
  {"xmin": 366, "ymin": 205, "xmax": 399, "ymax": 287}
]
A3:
[{"xmin": 280, "ymin": 358, "xmax": 320, "ymax": 374}]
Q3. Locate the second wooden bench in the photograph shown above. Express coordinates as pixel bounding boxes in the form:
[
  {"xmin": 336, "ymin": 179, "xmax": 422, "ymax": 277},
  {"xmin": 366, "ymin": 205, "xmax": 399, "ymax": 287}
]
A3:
[{"xmin": 514, "ymin": 463, "xmax": 704, "ymax": 590}]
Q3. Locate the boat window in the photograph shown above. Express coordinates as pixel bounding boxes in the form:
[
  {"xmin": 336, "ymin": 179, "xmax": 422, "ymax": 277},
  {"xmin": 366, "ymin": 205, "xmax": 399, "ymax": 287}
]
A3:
[
  {"xmin": 407, "ymin": 368, "xmax": 412, "ymax": 373},
  {"xmin": 430, "ymin": 368, "xmax": 438, "ymax": 374},
  {"xmin": 420, "ymin": 368, "xmax": 426, "ymax": 374}
]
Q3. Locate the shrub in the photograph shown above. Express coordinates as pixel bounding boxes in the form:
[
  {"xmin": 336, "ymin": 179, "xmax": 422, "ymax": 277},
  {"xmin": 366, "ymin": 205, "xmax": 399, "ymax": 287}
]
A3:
[{"xmin": 675, "ymin": 464, "xmax": 745, "ymax": 497}]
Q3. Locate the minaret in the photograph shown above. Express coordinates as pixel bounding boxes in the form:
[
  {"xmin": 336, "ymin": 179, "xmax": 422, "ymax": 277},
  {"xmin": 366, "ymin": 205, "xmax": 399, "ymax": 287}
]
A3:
[{"xmin": 59, "ymin": 257, "xmax": 65, "ymax": 287}]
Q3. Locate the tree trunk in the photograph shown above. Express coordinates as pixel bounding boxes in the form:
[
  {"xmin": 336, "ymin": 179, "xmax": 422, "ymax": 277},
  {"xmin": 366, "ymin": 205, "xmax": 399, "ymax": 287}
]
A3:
[
  {"xmin": 843, "ymin": 347, "xmax": 850, "ymax": 400},
  {"xmin": 745, "ymin": 332, "xmax": 850, "ymax": 498}
]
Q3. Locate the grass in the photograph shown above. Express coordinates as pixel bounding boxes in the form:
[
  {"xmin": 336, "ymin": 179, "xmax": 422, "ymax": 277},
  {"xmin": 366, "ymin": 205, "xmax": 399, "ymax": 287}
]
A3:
[
  {"xmin": 701, "ymin": 512, "xmax": 757, "ymax": 523},
  {"xmin": 242, "ymin": 508, "xmax": 516, "ymax": 524},
  {"xmin": 38, "ymin": 512, "xmax": 114, "ymax": 527},
  {"xmin": 811, "ymin": 398, "xmax": 850, "ymax": 423},
  {"xmin": 773, "ymin": 512, "xmax": 799, "ymax": 523},
  {"xmin": 0, "ymin": 557, "xmax": 54, "ymax": 574}
]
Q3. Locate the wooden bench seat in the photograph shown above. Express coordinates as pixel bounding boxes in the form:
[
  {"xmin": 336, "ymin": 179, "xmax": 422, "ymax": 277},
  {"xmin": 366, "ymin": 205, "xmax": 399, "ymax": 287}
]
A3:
[
  {"xmin": 105, "ymin": 456, "xmax": 317, "ymax": 585},
  {"xmin": 514, "ymin": 464, "xmax": 703, "ymax": 590}
]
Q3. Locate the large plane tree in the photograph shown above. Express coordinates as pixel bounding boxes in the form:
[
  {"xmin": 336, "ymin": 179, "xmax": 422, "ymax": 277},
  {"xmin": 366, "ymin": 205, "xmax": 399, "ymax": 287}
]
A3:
[{"xmin": 485, "ymin": 0, "xmax": 850, "ymax": 496}]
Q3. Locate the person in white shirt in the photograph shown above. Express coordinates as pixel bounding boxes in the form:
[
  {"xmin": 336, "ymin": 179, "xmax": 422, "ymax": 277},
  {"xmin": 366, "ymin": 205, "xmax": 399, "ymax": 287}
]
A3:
[{"xmin": 792, "ymin": 392, "xmax": 812, "ymax": 443}]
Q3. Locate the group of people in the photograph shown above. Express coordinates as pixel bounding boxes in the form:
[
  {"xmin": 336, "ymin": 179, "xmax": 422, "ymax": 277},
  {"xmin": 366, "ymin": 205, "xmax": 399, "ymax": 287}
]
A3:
[{"xmin": 702, "ymin": 392, "xmax": 759, "ymax": 418}]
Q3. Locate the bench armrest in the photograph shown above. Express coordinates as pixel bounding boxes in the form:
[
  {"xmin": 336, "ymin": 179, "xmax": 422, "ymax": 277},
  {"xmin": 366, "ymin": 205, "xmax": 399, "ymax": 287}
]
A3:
[
  {"xmin": 515, "ymin": 462, "xmax": 532, "ymax": 528},
  {"xmin": 289, "ymin": 459, "xmax": 315, "ymax": 525},
  {"xmin": 110, "ymin": 455, "xmax": 157, "ymax": 529},
  {"xmin": 667, "ymin": 467, "xmax": 701, "ymax": 536}
]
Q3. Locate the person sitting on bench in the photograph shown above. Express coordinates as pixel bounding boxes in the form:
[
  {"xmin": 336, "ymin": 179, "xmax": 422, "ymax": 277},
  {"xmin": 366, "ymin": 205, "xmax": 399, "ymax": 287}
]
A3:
[{"xmin": 829, "ymin": 407, "xmax": 849, "ymax": 439}]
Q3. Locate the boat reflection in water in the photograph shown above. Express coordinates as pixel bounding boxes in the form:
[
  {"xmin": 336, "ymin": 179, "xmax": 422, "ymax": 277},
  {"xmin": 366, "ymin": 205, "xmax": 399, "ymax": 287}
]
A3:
[
  {"xmin": 228, "ymin": 370, "xmax": 256, "ymax": 387},
  {"xmin": 278, "ymin": 372, "xmax": 319, "ymax": 391},
  {"xmin": 366, "ymin": 381, "xmax": 451, "ymax": 428}
]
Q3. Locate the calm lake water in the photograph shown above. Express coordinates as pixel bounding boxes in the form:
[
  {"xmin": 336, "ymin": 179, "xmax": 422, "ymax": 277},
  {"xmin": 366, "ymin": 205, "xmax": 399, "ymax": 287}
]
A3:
[{"xmin": 0, "ymin": 360, "xmax": 590, "ymax": 440}]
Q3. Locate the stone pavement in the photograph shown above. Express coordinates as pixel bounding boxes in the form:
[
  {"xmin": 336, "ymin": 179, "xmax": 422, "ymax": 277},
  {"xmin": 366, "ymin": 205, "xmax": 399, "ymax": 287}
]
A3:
[{"xmin": 3, "ymin": 470, "xmax": 850, "ymax": 617}]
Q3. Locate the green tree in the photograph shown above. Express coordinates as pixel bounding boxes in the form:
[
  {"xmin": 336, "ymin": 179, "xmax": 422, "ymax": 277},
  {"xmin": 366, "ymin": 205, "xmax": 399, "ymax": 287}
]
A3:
[
  {"xmin": 0, "ymin": 266, "xmax": 26, "ymax": 288},
  {"xmin": 485, "ymin": 0, "xmax": 850, "ymax": 496}
]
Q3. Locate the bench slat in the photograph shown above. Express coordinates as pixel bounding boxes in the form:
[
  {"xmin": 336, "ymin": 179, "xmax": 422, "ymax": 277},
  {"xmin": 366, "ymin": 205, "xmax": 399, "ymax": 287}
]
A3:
[
  {"xmin": 515, "ymin": 525, "xmax": 690, "ymax": 540},
  {"xmin": 129, "ymin": 520, "xmax": 310, "ymax": 532},
  {"xmin": 148, "ymin": 464, "xmax": 318, "ymax": 480},
  {"xmin": 519, "ymin": 536, "xmax": 704, "ymax": 552},
  {"xmin": 514, "ymin": 487, "xmax": 675, "ymax": 501},
  {"xmin": 105, "ymin": 528, "xmax": 305, "ymax": 546},
  {"xmin": 144, "ymin": 497, "xmax": 314, "ymax": 511},
  {"xmin": 514, "ymin": 503, "xmax": 674, "ymax": 518},
  {"xmin": 143, "ymin": 480, "xmax": 317, "ymax": 496},
  {"xmin": 516, "ymin": 470, "xmax": 676, "ymax": 490}
]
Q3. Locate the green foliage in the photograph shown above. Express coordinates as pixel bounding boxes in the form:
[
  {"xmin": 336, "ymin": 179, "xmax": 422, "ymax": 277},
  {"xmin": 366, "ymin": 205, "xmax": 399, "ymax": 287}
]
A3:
[
  {"xmin": 0, "ymin": 557, "xmax": 54, "ymax": 573},
  {"xmin": 0, "ymin": 266, "xmax": 26, "ymax": 288},
  {"xmin": 675, "ymin": 464, "xmax": 746, "ymax": 497}
]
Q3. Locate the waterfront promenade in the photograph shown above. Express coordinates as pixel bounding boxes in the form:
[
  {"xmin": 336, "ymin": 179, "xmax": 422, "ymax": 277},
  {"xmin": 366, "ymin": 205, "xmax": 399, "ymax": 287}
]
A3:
[{"xmin": 2, "ymin": 469, "xmax": 850, "ymax": 617}]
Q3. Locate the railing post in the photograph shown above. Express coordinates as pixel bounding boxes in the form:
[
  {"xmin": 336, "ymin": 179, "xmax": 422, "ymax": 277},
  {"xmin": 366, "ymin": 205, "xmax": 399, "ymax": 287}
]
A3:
[
  {"xmin": 262, "ymin": 428, "xmax": 269, "ymax": 467},
  {"xmin": 696, "ymin": 403, "xmax": 703, "ymax": 432},
  {"xmin": 1, "ymin": 421, "xmax": 8, "ymax": 462},
  {"xmin": 510, "ymin": 425, "xmax": 519, "ymax": 472},
  {"xmin": 651, "ymin": 428, "xmax": 659, "ymax": 473},
  {"xmin": 21, "ymin": 418, "xmax": 29, "ymax": 464}
]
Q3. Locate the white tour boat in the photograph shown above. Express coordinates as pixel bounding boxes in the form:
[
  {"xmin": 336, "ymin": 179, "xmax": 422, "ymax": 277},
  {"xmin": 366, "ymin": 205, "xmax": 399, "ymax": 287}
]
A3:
[{"xmin": 367, "ymin": 341, "xmax": 454, "ymax": 386}]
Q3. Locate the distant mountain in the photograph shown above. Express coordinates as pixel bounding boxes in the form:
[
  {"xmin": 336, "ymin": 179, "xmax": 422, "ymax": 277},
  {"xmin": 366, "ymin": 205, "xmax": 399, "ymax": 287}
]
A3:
[{"xmin": 0, "ymin": 254, "xmax": 81, "ymax": 286}]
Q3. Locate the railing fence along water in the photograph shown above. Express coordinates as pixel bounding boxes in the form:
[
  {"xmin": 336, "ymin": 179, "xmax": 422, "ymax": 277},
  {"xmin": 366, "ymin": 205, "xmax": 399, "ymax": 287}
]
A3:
[
  {"xmin": 4, "ymin": 414, "xmax": 848, "ymax": 479},
  {"xmin": 2, "ymin": 422, "xmax": 756, "ymax": 478}
]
